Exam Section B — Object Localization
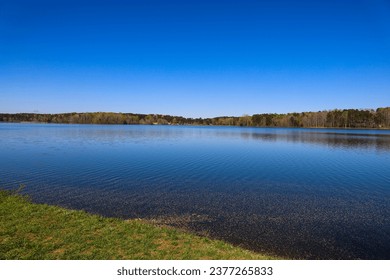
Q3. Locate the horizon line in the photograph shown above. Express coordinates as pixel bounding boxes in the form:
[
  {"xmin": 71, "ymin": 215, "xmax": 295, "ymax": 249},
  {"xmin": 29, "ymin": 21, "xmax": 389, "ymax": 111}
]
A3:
[{"xmin": 1, "ymin": 106, "xmax": 388, "ymax": 119}]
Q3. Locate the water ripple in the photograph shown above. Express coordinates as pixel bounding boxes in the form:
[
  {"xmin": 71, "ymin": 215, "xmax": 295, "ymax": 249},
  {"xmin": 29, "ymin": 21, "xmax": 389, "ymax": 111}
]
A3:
[{"xmin": 1, "ymin": 124, "xmax": 390, "ymax": 259}]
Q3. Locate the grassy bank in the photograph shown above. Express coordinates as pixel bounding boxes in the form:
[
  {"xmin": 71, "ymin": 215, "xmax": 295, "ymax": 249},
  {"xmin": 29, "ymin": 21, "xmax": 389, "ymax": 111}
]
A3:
[{"xmin": 0, "ymin": 190, "xmax": 277, "ymax": 260}]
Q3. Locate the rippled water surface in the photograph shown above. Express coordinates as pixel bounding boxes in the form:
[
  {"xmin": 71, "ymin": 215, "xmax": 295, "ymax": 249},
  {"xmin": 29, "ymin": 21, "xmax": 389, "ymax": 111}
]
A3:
[{"xmin": 1, "ymin": 123, "xmax": 389, "ymax": 259}]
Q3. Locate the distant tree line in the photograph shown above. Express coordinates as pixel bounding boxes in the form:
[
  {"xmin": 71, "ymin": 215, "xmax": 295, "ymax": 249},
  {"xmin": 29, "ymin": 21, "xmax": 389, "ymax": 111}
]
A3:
[{"xmin": 1, "ymin": 107, "xmax": 390, "ymax": 128}]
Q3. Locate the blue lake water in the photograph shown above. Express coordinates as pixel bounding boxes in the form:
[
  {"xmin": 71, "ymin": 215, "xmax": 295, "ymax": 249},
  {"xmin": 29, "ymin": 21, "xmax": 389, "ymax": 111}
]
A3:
[{"xmin": 1, "ymin": 123, "xmax": 389, "ymax": 259}]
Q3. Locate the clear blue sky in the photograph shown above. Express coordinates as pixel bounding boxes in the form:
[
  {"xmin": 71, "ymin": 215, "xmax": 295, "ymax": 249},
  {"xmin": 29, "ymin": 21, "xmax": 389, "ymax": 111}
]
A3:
[{"xmin": 1, "ymin": 0, "xmax": 390, "ymax": 118}]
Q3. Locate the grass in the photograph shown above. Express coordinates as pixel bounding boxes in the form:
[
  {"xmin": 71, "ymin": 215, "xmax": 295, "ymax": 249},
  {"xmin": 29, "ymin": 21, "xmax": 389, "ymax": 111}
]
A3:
[{"xmin": 0, "ymin": 190, "xmax": 278, "ymax": 260}]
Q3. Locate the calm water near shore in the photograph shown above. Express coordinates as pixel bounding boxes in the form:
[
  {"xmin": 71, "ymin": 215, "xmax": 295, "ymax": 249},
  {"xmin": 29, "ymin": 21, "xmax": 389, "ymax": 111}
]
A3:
[{"xmin": 1, "ymin": 123, "xmax": 389, "ymax": 259}]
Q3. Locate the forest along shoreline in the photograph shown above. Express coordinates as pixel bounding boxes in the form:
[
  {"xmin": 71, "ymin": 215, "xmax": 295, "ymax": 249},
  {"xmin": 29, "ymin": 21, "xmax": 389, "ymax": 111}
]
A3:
[{"xmin": 1, "ymin": 107, "xmax": 390, "ymax": 128}]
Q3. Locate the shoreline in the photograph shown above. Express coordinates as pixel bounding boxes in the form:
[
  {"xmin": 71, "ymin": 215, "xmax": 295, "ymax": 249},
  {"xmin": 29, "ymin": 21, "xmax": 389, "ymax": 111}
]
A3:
[
  {"xmin": 1, "ymin": 107, "xmax": 390, "ymax": 129},
  {"xmin": 1, "ymin": 120, "xmax": 390, "ymax": 131},
  {"xmin": 0, "ymin": 190, "xmax": 280, "ymax": 260}
]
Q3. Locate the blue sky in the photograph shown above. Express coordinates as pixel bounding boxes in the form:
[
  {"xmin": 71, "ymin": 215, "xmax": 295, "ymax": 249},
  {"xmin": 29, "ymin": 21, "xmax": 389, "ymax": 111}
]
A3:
[{"xmin": 1, "ymin": 0, "xmax": 390, "ymax": 118}]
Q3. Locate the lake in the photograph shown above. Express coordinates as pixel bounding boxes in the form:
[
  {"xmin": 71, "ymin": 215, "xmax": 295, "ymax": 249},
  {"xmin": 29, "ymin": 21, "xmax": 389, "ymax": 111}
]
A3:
[{"xmin": 1, "ymin": 123, "xmax": 389, "ymax": 259}]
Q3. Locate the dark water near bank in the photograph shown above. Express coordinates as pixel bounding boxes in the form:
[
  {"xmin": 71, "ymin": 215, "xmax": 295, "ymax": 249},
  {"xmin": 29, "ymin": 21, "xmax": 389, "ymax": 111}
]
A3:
[{"xmin": 1, "ymin": 123, "xmax": 389, "ymax": 259}]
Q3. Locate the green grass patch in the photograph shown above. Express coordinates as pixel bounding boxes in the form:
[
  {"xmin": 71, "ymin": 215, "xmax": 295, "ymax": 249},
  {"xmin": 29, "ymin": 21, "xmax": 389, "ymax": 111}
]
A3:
[{"xmin": 0, "ymin": 190, "xmax": 278, "ymax": 260}]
